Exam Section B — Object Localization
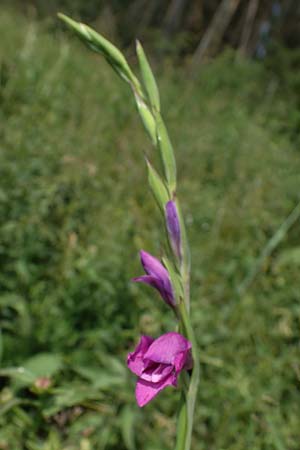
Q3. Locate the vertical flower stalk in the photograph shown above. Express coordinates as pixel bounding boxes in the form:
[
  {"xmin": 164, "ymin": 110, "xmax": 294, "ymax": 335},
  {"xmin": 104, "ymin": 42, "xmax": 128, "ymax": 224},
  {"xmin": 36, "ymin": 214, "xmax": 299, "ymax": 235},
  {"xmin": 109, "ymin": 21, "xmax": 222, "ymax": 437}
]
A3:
[{"xmin": 58, "ymin": 13, "xmax": 200, "ymax": 450}]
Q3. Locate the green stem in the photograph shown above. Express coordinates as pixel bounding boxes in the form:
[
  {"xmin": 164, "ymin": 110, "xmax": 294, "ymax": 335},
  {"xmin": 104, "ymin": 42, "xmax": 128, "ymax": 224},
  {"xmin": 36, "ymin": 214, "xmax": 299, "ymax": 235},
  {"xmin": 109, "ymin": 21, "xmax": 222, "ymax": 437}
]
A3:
[
  {"xmin": 177, "ymin": 300, "xmax": 200, "ymax": 450},
  {"xmin": 238, "ymin": 200, "xmax": 300, "ymax": 295},
  {"xmin": 175, "ymin": 393, "xmax": 188, "ymax": 450}
]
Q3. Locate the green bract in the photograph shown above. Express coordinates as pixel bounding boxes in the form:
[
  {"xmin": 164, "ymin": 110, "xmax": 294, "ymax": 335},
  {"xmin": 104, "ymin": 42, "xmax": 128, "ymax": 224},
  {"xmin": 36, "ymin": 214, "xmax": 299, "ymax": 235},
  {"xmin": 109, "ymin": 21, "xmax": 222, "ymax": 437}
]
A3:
[
  {"xmin": 146, "ymin": 159, "xmax": 170, "ymax": 212},
  {"xmin": 155, "ymin": 112, "xmax": 177, "ymax": 193},
  {"xmin": 136, "ymin": 40, "xmax": 160, "ymax": 112}
]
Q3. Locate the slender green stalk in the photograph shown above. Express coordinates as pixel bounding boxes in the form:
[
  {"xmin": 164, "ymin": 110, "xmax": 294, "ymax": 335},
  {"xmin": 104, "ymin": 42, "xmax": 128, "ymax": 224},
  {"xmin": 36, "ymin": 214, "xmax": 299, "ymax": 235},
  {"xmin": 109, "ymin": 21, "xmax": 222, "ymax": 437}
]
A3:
[
  {"xmin": 175, "ymin": 199, "xmax": 199, "ymax": 449},
  {"xmin": 175, "ymin": 393, "xmax": 188, "ymax": 450},
  {"xmin": 178, "ymin": 300, "xmax": 200, "ymax": 450},
  {"xmin": 238, "ymin": 200, "xmax": 300, "ymax": 295}
]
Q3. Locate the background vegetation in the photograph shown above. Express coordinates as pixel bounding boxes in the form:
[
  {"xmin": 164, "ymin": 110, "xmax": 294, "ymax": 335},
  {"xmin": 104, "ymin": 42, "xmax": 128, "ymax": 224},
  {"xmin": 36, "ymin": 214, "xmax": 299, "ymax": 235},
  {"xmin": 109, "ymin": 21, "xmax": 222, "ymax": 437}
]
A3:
[
  {"xmin": 1, "ymin": 3, "xmax": 300, "ymax": 449},
  {"xmin": 5, "ymin": 0, "xmax": 300, "ymax": 61}
]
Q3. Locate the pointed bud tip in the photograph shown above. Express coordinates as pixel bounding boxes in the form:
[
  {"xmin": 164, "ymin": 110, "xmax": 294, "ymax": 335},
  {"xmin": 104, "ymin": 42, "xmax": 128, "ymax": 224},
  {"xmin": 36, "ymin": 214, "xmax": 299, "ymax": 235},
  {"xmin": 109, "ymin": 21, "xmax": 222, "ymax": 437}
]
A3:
[
  {"xmin": 139, "ymin": 249, "xmax": 148, "ymax": 260},
  {"xmin": 165, "ymin": 200, "xmax": 181, "ymax": 261},
  {"xmin": 57, "ymin": 12, "xmax": 73, "ymax": 25}
]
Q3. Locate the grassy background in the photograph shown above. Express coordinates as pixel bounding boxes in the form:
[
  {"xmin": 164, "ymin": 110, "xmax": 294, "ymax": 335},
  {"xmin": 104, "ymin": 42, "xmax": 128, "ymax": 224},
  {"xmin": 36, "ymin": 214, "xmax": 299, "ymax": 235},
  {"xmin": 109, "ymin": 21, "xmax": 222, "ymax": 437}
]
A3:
[{"xmin": 1, "ymin": 8, "xmax": 300, "ymax": 450}]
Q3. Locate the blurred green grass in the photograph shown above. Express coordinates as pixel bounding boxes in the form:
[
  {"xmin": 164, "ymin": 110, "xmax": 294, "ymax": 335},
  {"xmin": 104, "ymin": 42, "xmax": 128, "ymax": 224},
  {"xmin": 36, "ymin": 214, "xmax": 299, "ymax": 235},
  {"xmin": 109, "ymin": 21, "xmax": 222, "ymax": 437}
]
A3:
[{"xmin": 0, "ymin": 8, "xmax": 300, "ymax": 450}]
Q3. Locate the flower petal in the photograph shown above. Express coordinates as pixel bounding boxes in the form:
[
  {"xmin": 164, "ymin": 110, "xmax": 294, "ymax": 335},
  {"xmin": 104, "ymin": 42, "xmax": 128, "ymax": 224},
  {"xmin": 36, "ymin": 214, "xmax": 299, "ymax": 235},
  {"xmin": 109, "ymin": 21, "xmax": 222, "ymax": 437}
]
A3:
[
  {"xmin": 132, "ymin": 275, "xmax": 164, "ymax": 292},
  {"xmin": 135, "ymin": 372, "xmax": 176, "ymax": 407},
  {"xmin": 140, "ymin": 250, "xmax": 169, "ymax": 279},
  {"xmin": 132, "ymin": 275, "xmax": 174, "ymax": 306},
  {"xmin": 165, "ymin": 200, "xmax": 181, "ymax": 260},
  {"xmin": 174, "ymin": 350, "xmax": 193, "ymax": 373},
  {"xmin": 140, "ymin": 362, "xmax": 173, "ymax": 383},
  {"xmin": 144, "ymin": 332, "xmax": 191, "ymax": 365},
  {"xmin": 127, "ymin": 335, "xmax": 154, "ymax": 376}
]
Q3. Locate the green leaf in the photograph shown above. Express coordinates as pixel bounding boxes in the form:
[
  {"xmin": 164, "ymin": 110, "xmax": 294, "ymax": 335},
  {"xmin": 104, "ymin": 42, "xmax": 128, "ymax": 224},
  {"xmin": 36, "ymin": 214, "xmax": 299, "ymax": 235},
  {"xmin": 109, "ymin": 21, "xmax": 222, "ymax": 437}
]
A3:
[
  {"xmin": 146, "ymin": 159, "xmax": 170, "ymax": 211},
  {"xmin": 136, "ymin": 40, "xmax": 160, "ymax": 112},
  {"xmin": 155, "ymin": 112, "xmax": 177, "ymax": 192},
  {"xmin": 0, "ymin": 367, "xmax": 36, "ymax": 387},
  {"xmin": 43, "ymin": 384, "xmax": 102, "ymax": 417},
  {"xmin": 276, "ymin": 247, "xmax": 300, "ymax": 268},
  {"xmin": 0, "ymin": 353, "xmax": 63, "ymax": 389},
  {"xmin": 74, "ymin": 365, "xmax": 124, "ymax": 390},
  {"xmin": 23, "ymin": 353, "xmax": 63, "ymax": 378},
  {"xmin": 120, "ymin": 405, "xmax": 137, "ymax": 450},
  {"xmin": 0, "ymin": 397, "xmax": 33, "ymax": 417},
  {"xmin": 0, "ymin": 294, "xmax": 31, "ymax": 336}
]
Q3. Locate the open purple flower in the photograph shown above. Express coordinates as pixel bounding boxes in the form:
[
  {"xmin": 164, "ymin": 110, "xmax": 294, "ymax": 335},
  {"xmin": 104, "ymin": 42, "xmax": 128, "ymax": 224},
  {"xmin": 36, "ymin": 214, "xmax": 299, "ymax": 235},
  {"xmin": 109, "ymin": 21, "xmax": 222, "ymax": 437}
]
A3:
[
  {"xmin": 133, "ymin": 250, "xmax": 175, "ymax": 307},
  {"xmin": 165, "ymin": 200, "xmax": 181, "ymax": 261},
  {"xmin": 127, "ymin": 332, "xmax": 192, "ymax": 407}
]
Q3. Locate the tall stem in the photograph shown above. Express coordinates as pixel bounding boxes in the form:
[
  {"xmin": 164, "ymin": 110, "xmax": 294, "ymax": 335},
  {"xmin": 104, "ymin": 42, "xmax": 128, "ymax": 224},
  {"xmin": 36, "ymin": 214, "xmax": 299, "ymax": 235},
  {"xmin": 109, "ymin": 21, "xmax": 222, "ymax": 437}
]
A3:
[
  {"xmin": 178, "ymin": 299, "xmax": 200, "ymax": 450},
  {"xmin": 175, "ymin": 202, "xmax": 200, "ymax": 449}
]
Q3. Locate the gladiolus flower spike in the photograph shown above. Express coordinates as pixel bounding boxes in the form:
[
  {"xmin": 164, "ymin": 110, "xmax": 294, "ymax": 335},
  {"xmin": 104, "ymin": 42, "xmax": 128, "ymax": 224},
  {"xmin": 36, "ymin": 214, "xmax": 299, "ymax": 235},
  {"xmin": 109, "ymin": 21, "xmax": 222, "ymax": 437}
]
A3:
[
  {"xmin": 57, "ymin": 15, "xmax": 200, "ymax": 450},
  {"xmin": 127, "ymin": 332, "xmax": 192, "ymax": 407},
  {"xmin": 133, "ymin": 250, "xmax": 175, "ymax": 307}
]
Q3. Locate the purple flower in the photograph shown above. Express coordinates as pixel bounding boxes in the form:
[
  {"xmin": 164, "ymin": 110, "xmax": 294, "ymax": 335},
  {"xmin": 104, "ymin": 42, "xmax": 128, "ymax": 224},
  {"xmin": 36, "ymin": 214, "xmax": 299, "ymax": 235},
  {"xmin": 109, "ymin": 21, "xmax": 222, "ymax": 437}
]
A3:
[
  {"xmin": 127, "ymin": 332, "xmax": 192, "ymax": 407},
  {"xmin": 133, "ymin": 250, "xmax": 175, "ymax": 307},
  {"xmin": 165, "ymin": 200, "xmax": 181, "ymax": 261}
]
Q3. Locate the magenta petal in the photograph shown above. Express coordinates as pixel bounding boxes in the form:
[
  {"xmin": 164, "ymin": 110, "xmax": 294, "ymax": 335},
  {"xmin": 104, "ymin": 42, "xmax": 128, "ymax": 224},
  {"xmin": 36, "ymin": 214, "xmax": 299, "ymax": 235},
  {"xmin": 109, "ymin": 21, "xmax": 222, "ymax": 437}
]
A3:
[
  {"xmin": 144, "ymin": 332, "xmax": 191, "ymax": 365},
  {"xmin": 132, "ymin": 250, "xmax": 175, "ymax": 307},
  {"xmin": 174, "ymin": 350, "xmax": 192, "ymax": 373},
  {"xmin": 140, "ymin": 250, "xmax": 169, "ymax": 280},
  {"xmin": 127, "ymin": 336, "xmax": 154, "ymax": 376},
  {"xmin": 132, "ymin": 275, "xmax": 174, "ymax": 306},
  {"xmin": 140, "ymin": 362, "xmax": 173, "ymax": 383},
  {"xmin": 132, "ymin": 275, "xmax": 164, "ymax": 292},
  {"xmin": 166, "ymin": 201, "xmax": 181, "ymax": 260},
  {"xmin": 135, "ymin": 373, "xmax": 176, "ymax": 407}
]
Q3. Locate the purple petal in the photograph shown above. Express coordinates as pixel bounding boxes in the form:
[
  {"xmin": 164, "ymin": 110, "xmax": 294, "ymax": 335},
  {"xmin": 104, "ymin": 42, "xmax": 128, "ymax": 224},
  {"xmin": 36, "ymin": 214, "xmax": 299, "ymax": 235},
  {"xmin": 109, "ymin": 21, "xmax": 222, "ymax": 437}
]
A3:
[
  {"xmin": 140, "ymin": 362, "xmax": 173, "ymax": 383},
  {"xmin": 165, "ymin": 201, "xmax": 181, "ymax": 260},
  {"xmin": 127, "ymin": 336, "xmax": 154, "ymax": 376},
  {"xmin": 174, "ymin": 350, "xmax": 193, "ymax": 373},
  {"xmin": 132, "ymin": 275, "xmax": 164, "ymax": 292},
  {"xmin": 140, "ymin": 250, "xmax": 169, "ymax": 280},
  {"xmin": 132, "ymin": 275, "xmax": 174, "ymax": 307},
  {"xmin": 144, "ymin": 332, "xmax": 191, "ymax": 366},
  {"xmin": 135, "ymin": 372, "xmax": 177, "ymax": 407}
]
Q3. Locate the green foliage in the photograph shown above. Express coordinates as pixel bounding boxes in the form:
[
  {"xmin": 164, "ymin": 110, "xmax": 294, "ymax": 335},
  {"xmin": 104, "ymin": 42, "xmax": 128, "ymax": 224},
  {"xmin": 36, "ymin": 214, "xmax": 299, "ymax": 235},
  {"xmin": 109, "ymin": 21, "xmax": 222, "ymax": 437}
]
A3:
[
  {"xmin": 146, "ymin": 160, "xmax": 170, "ymax": 212},
  {"xmin": 136, "ymin": 40, "xmax": 160, "ymax": 113},
  {"xmin": 1, "ymin": 8, "xmax": 300, "ymax": 450}
]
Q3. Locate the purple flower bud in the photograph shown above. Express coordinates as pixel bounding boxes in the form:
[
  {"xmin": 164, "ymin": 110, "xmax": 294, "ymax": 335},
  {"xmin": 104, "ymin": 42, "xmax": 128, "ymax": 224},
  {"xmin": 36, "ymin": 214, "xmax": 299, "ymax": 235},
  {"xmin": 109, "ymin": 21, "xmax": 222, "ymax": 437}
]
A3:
[
  {"xmin": 165, "ymin": 200, "xmax": 181, "ymax": 261},
  {"xmin": 127, "ymin": 332, "xmax": 192, "ymax": 407},
  {"xmin": 133, "ymin": 250, "xmax": 175, "ymax": 307}
]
